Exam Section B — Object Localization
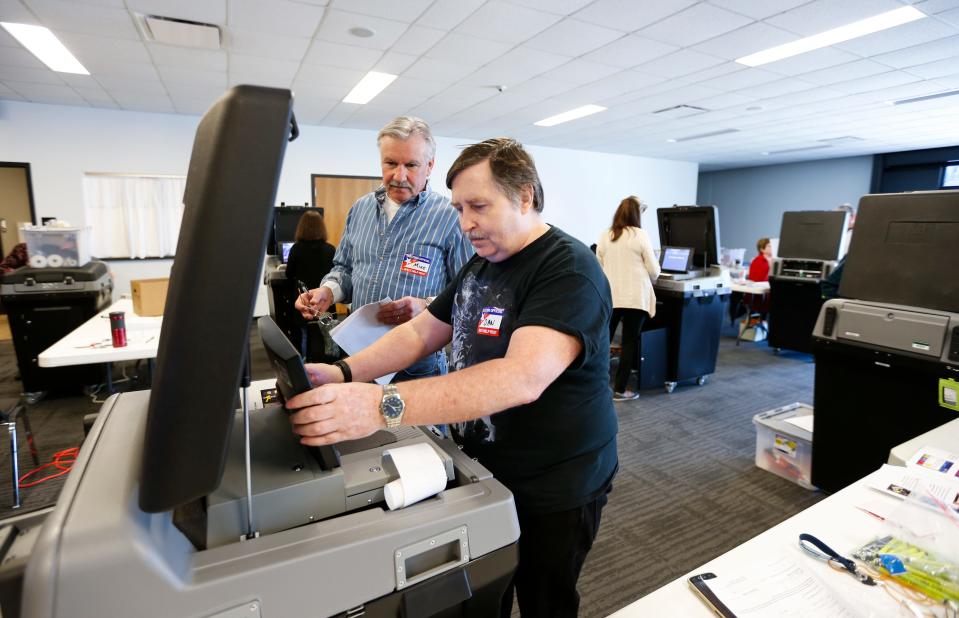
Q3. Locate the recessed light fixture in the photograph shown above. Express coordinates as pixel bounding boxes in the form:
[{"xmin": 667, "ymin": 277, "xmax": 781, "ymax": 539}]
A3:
[
  {"xmin": 349, "ymin": 26, "xmax": 375, "ymax": 38},
  {"xmin": 766, "ymin": 145, "xmax": 833, "ymax": 155},
  {"xmin": 0, "ymin": 22, "xmax": 88, "ymax": 74},
  {"xmin": 736, "ymin": 6, "xmax": 925, "ymax": 67},
  {"xmin": 745, "ymin": 105, "xmax": 763, "ymax": 111},
  {"xmin": 666, "ymin": 138, "xmax": 677, "ymax": 143},
  {"xmin": 534, "ymin": 104, "xmax": 606, "ymax": 127},
  {"xmin": 889, "ymin": 88, "xmax": 959, "ymax": 106},
  {"xmin": 672, "ymin": 128, "xmax": 739, "ymax": 142},
  {"xmin": 343, "ymin": 71, "xmax": 397, "ymax": 104}
]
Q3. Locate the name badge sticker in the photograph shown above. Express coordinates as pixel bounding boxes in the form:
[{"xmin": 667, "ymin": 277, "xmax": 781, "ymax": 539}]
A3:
[
  {"xmin": 477, "ymin": 306, "xmax": 504, "ymax": 337},
  {"xmin": 400, "ymin": 253, "xmax": 432, "ymax": 277}
]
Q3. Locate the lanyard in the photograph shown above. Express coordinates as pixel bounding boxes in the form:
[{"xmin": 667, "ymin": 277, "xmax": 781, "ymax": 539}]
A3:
[{"xmin": 799, "ymin": 533, "xmax": 877, "ymax": 586}]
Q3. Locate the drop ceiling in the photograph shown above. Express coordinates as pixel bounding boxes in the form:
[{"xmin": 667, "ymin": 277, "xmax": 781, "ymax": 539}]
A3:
[{"xmin": 1, "ymin": 0, "xmax": 958, "ymax": 170}]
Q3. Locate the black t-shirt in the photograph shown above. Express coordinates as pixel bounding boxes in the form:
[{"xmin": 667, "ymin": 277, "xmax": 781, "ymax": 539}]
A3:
[
  {"xmin": 429, "ymin": 225, "xmax": 618, "ymax": 514},
  {"xmin": 286, "ymin": 240, "xmax": 336, "ymax": 289}
]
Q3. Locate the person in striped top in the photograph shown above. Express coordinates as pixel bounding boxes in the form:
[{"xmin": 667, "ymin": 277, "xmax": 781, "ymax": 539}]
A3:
[{"xmin": 296, "ymin": 116, "xmax": 473, "ymax": 379}]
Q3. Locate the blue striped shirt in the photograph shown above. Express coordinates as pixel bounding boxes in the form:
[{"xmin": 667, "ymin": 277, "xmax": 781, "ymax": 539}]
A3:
[{"xmin": 322, "ymin": 184, "xmax": 473, "ymax": 307}]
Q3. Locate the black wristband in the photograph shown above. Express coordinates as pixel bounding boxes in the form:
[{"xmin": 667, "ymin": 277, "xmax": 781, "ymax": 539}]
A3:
[{"xmin": 333, "ymin": 359, "xmax": 352, "ymax": 383}]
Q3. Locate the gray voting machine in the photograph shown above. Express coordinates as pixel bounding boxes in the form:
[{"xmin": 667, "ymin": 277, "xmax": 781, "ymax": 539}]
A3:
[{"xmin": 5, "ymin": 86, "xmax": 519, "ymax": 618}]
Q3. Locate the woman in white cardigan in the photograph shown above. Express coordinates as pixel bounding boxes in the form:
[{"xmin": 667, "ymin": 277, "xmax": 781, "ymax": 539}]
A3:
[{"xmin": 597, "ymin": 196, "xmax": 661, "ymax": 401}]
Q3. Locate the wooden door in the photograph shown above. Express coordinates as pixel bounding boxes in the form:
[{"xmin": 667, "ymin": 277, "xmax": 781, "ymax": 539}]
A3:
[
  {"xmin": 312, "ymin": 175, "xmax": 380, "ymax": 246},
  {"xmin": 0, "ymin": 163, "xmax": 36, "ymax": 257}
]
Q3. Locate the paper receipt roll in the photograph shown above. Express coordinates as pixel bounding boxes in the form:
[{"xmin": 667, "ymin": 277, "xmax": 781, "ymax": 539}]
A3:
[{"xmin": 382, "ymin": 443, "xmax": 448, "ymax": 510}]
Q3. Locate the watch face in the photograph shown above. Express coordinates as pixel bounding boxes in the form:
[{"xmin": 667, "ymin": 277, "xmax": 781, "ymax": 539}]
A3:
[{"xmin": 382, "ymin": 395, "xmax": 404, "ymax": 419}]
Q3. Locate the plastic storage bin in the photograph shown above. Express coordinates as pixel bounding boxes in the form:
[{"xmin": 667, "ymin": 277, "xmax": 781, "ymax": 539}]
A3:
[
  {"xmin": 753, "ymin": 402, "xmax": 815, "ymax": 489},
  {"xmin": 22, "ymin": 224, "xmax": 92, "ymax": 268}
]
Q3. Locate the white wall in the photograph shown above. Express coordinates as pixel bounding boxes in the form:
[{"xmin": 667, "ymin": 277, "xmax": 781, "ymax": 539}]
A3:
[
  {"xmin": 0, "ymin": 99, "xmax": 698, "ymax": 293},
  {"xmin": 697, "ymin": 156, "xmax": 873, "ymax": 260}
]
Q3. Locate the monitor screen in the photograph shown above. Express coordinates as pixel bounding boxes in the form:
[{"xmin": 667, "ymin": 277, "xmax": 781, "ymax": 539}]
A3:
[
  {"xmin": 281, "ymin": 241, "xmax": 294, "ymax": 263},
  {"xmin": 661, "ymin": 246, "xmax": 692, "ymax": 272},
  {"xmin": 273, "ymin": 205, "xmax": 319, "ymax": 254},
  {"xmin": 139, "ymin": 86, "xmax": 295, "ymax": 513},
  {"xmin": 657, "ymin": 206, "xmax": 720, "ymax": 268}
]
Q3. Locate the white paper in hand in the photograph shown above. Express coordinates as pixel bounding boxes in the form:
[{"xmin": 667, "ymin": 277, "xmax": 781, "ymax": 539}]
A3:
[
  {"xmin": 382, "ymin": 443, "xmax": 449, "ymax": 510},
  {"xmin": 329, "ymin": 298, "xmax": 396, "ymax": 385}
]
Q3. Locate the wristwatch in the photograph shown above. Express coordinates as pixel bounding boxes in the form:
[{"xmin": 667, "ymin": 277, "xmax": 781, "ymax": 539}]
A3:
[{"xmin": 380, "ymin": 384, "xmax": 405, "ymax": 429}]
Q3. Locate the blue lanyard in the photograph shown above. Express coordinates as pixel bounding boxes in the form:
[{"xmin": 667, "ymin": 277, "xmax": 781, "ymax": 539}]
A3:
[{"xmin": 799, "ymin": 533, "xmax": 877, "ymax": 586}]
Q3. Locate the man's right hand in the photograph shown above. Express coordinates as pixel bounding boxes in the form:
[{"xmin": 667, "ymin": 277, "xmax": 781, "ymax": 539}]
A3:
[
  {"xmin": 304, "ymin": 362, "xmax": 344, "ymax": 386},
  {"xmin": 295, "ymin": 285, "xmax": 333, "ymax": 319}
]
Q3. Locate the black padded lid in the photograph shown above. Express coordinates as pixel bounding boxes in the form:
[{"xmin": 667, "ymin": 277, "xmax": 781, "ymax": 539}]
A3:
[
  {"xmin": 1, "ymin": 261, "xmax": 108, "ymax": 283},
  {"xmin": 139, "ymin": 86, "xmax": 294, "ymax": 513},
  {"xmin": 778, "ymin": 211, "xmax": 848, "ymax": 261},
  {"xmin": 657, "ymin": 205, "xmax": 721, "ymax": 268},
  {"xmin": 840, "ymin": 190, "xmax": 959, "ymax": 312}
]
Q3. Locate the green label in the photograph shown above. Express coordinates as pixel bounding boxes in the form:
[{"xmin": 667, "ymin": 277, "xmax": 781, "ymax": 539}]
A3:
[{"xmin": 939, "ymin": 378, "xmax": 959, "ymax": 412}]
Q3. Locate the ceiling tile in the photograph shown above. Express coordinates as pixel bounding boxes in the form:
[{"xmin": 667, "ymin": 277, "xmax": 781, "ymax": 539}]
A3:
[
  {"xmin": 227, "ymin": 30, "xmax": 311, "ymax": 61},
  {"xmin": 126, "ymin": 0, "xmax": 227, "ymax": 24},
  {"xmin": 917, "ymin": 0, "xmax": 959, "ymax": 15},
  {"xmin": 501, "ymin": 77, "xmax": 577, "ymax": 99},
  {"xmin": 313, "ymin": 7, "xmax": 407, "ymax": 49},
  {"xmin": 798, "ymin": 59, "xmax": 893, "ymax": 85},
  {"xmin": 830, "ymin": 70, "xmax": 922, "ymax": 94},
  {"xmin": 903, "ymin": 56, "xmax": 959, "ymax": 78},
  {"xmin": 290, "ymin": 97, "xmax": 338, "ymax": 124},
  {"xmin": 765, "ymin": 0, "xmax": 910, "ymax": 36},
  {"xmin": 872, "ymin": 34, "xmax": 959, "ymax": 68},
  {"xmin": 0, "ymin": 46, "xmax": 46, "ymax": 69},
  {"xmin": 111, "ymin": 91, "xmax": 175, "ymax": 112},
  {"xmin": 761, "ymin": 46, "xmax": 860, "ymax": 76},
  {"xmin": 732, "ymin": 76, "xmax": 818, "ymax": 98},
  {"xmin": 696, "ymin": 67, "xmax": 781, "ymax": 91},
  {"xmin": 228, "ymin": 53, "xmax": 299, "ymax": 88},
  {"xmin": 416, "ymin": 0, "xmax": 485, "ymax": 30},
  {"xmin": 934, "ymin": 6, "xmax": 959, "ymax": 25},
  {"xmin": 378, "ymin": 76, "xmax": 449, "ymax": 99},
  {"xmin": 0, "ymin": 65, "xmax": 65, "ymax": 85},
  {"xmin": 706, "ymin": 0, "xmax": 811, "ymax": 20},
  {"xmin": 581, "ymin": 70, "xmax": 668, "ymax": 101},
  {"xmin": 638, "ymin": 4, "xmax": 752, "ymax": 47},
  {"xmin": 537, "ymin": 58, "xmax": 621, "ymax": 84},
  {"xmin": 95, "ymin": 74, "xmax": 166, "ymax": 93},
  {"xmin": 425, "ymin": 33, "xmax": 513, "ymax": 67},
  {"xmin": 389, "ymin": 25, "xmax": 445, "ymax": 56},
  {"xmin": 836, "ymin": 15, "xmax": 956, "ymax": 56},
  {"xmin": 404, "ymin": 56, "xmax": 469, "ymax": 81},
  {"xmin": 318, "ymin": 101, "xmax": 359, "ymax": 126},
  {"xmin": 81, "ymin": 59, "xmax": 159, "ymax": 81},
  {"xmin": 156, "ymin": 66, "xmax": 227, "ymax": 88},
  {"xmin": 637, "ymin": 49, "xmax": 726, "ymax": 78},
  {"xmin": 691, "ymin": 22, "xmax": 798, "ymax": 60},
  {"xmin": 463, "ymin": 46, "xmax": 571, "ymax": 87},
  {"xmin": 163, "ymin": 83, "xmax": 226, "ymax": 101},
  {"xmin": 23, "ymin": 0, "xmax": 140, "ymax": 39},
  {"xmin": 859, "ymin": 79, "xmax": 954, "ymax": 102},
  {"xmin": 574, "ymin": 0, "xmax": 697, "ymax": 32},
  {"xmin": 171, "ymin": 95, "xmax": 218, "ymax": 115},
  {"xmin": 506, "ymin": 0, "xmax": 595, "ymax": 14},
  {"xmin": 455, "ymin": 1, "xmax": 562, "ymax": 44},
  {"xmin": 147, "ymin": 44, "xmax": 227, "ymax": 71},
  {"xmin": 372, "ymin": 51, "xmax": 418, "ymax": 74},
  {"xmin": 3, "ymin": 80, "xmax": 81, "ymax": 100},
  {"xmin": 303, "ymin": 40, "xmax": 383, "ymax": 70},
  {"xmin": 328, "ymin": 0, "xmax": 433, "ymax": 23},
  {"xmin": 0, "ymin": 0, "xmax": 37, "ymax": 24},
  {"xmin": 229, "ymin": 0, "xmax": 325, "ymax": 38},
  {"xmin": 73, "ymin": 85, "xmax": 116, "ymax": 104},
  {"xmin": 580, "ymin": 34, "xmax": 678, "ymax": 69},
  {"xmin": 58, "ymin": 32, "xmax": 152, "ymax": 64},
  {"xmin": 295, "ymin": 64, "xmax": 364, "ymax": 88},
  {"xmin": 525, "ymin": 19, "xmax": 625, "ymax": 56}
]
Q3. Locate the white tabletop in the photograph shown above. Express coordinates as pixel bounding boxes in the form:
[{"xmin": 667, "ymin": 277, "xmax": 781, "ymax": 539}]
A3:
[
  {"xmin": 610, "ymin": 469, "xmax": 919, "ymax": 617},
  {"xmin": 38, "ymin": 298, "xmax": 162, "ymax": 367},
  {"xmin": 730, "ymin": 280, "xmax": 770, "ymax": 295}
]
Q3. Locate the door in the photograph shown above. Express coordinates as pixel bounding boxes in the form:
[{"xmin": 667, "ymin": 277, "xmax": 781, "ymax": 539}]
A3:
[
  {"xmin": 0, "ymin": 163, "xmax": 37, "ymax": 257},
  {"xmin": 311, "ymin": 175, "xmax": 380, "ymax": 246}
]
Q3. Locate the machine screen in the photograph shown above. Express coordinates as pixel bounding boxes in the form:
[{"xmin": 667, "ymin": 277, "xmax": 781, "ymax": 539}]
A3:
[{"xmin": 661, "ymin": 246, "xmax": 693, "ymax": 272}]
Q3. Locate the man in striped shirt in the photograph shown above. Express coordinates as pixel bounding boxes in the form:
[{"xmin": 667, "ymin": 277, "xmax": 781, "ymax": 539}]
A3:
[{"xmin": 296, "ymin": 116, "xmax": 472, "ymax": 379}]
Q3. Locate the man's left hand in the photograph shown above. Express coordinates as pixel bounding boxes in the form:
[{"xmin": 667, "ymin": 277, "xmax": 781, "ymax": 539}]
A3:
[
  {"xmin": 376, "ymin": 296, "xmax": 428, "ymax": 325},
  {"xmin": 286, "ymin": 383, "xmax": 385, "ymax": 446}
]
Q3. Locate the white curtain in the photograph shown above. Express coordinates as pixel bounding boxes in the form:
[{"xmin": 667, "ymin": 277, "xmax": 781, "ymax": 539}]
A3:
[{"xmin": 83, "ymin": 175, "xmax": 186, "ymax": 259}]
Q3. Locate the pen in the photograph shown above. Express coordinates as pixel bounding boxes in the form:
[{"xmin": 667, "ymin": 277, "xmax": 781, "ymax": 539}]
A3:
[{"xmin": 296, "ymin": 280, "xmax": 322, "ymax": 320}]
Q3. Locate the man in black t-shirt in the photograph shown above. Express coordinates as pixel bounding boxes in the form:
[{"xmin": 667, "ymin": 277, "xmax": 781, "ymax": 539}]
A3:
[{"xmin": 285, "ymin": 138, "xmax": 618, "ymax": 618}]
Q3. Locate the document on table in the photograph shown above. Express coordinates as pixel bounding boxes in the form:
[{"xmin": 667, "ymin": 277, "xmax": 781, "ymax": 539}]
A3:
[
  {"xmin": 906, "ymin": 445, "xmax": 959, "ymax": 477},
  {"xmin": 867, "ymin": 463, "xmax": 959, "ymax": 517},
  {"xmin": 703, "ymin": 556, "xmax": 860, "ymax": 617},
  {"xmin": 329, "ymin": 299, "xmax": 396, "ymax": 385}
]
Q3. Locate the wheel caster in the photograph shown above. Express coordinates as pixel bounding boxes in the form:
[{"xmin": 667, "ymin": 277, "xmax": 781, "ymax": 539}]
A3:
[
  {"xmin": 696, "ymin": 375, "xmax": 707, "ymax": 386},
  {"xmin": 774, "ymin": 347, "xmax": 781, "ymax": 355},
  {"xmin": 665, "ymin": 382, "xmax": 677, "ymax": 394}
]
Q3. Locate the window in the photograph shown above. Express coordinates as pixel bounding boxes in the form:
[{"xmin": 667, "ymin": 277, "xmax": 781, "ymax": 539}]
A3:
[
  {"xmin": 82, "ymin": 174, "xmax": 186, "ymax": 259},
  {"xmin": 943, "ymin": 164, "xmax": 959, "ymax": 188}
]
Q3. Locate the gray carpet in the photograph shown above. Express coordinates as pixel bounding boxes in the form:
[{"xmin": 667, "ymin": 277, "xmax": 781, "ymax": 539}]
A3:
[
  {"xmin": 0, "ymin": 327, "xmax": 823, "ymax": 616},
  {"xmin": 579, "ymin": 334, "xmax": 823, "ymax": 617}
]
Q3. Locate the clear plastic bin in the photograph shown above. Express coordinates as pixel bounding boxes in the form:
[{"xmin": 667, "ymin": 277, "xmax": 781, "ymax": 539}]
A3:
[
  {"xmin": 22, "ymin": 224, "xmax": 92, "ymax": 268},
  {"xmin": 753, "ymin": 402, "xmax": 815, "ymax": 490}
]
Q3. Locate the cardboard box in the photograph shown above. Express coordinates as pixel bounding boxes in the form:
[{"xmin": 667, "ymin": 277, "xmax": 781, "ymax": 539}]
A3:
[
  {"xmin": 132, "ymin": 278, "xmax": 169, "ymax": 316},
  {"xmin": 753, "ymin": 403, "xmax": 815, "ymax": 490}
]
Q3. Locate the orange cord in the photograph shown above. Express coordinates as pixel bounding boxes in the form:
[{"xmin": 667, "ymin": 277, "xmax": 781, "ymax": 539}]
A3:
[{"xmin": 18, "ymin": 447, "xmax": 79, "ymax": 488}]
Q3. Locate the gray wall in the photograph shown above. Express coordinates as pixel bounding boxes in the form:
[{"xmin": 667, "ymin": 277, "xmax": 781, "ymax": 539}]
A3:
[{"xmin": 697, "ymin": 156, "xmax": 873, "ymax": 260}]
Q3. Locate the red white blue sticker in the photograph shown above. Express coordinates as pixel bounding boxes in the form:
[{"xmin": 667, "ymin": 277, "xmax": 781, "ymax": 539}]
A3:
[
  {"xmin": 400, "ymin": 253, "xmax": 432, "ymax": 277},
  {"xmin": 477, "ymin": 306, "xmax": 504, "ymax": 337}
]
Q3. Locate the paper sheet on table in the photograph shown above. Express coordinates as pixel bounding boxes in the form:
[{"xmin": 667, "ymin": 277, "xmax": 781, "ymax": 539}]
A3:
[
  {"xmin": 783, "ymin": 414, "xmax": 814, "ymax": 433},
  {"xmin": 329, "ymin": 299, "xmax": 396, "ymax": 385},
  {"xmin": 703, "ymin": 556, "xmax": 860, "ymax": 617},
  {"xmin": 868, "ymin": 463, "xmax": 959, "ymax": 517},
  {"xmin": 906, "ymin": 444, "xmax": 959, "ymax": 476}
]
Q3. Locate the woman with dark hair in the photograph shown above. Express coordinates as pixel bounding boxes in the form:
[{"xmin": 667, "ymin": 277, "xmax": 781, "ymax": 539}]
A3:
[
  {"xmin": 597, "ymin": 196, "xmax": 660, "ymax": 401},
  {"xmin": 285, "ymin": 210, "xmax": 335, "ymax": 290},
  {"xmin": 286, "ymin": 210, "xmax": 336, "ymax": 356}
]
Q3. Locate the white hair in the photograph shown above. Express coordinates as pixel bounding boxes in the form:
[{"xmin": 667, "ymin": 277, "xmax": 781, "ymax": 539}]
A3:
[{"xmin": 377, "ymin": 116, "xmax": 436, "ymax": 159}]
